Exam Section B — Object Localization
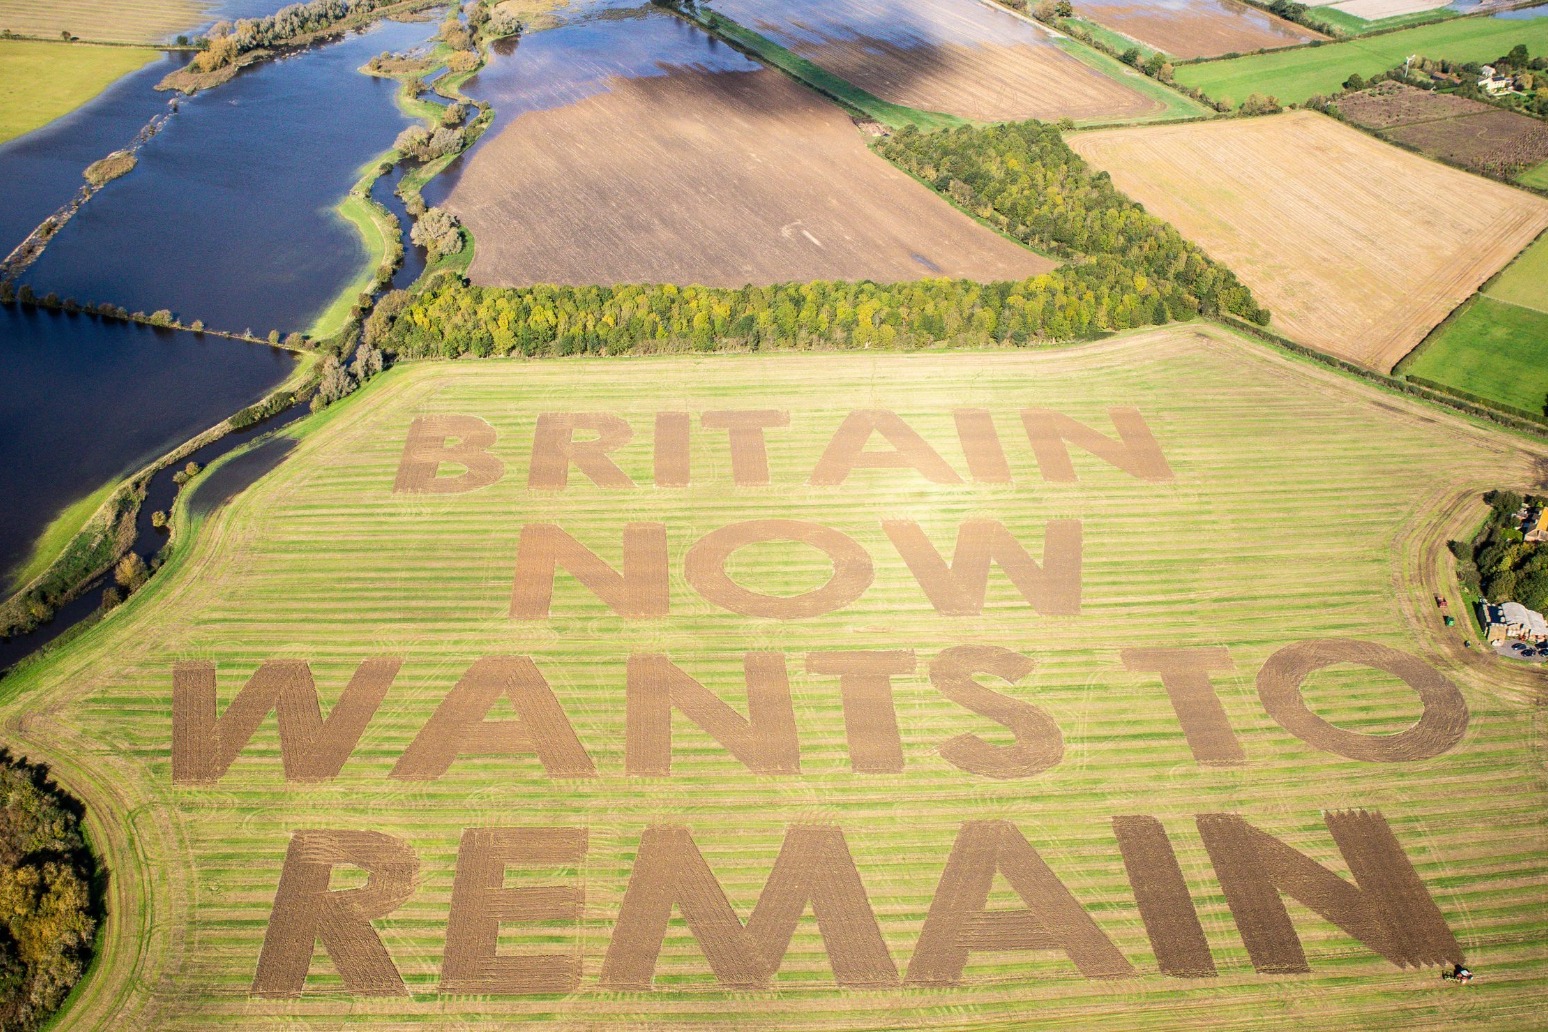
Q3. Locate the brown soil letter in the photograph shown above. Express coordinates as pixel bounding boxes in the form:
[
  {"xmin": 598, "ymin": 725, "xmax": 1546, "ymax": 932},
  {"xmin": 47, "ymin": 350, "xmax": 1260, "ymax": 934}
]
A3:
[
  {"xmin": 809, "ymin": 409, "xmax": 963, "ymax": 486},
  {"xmin": 173, "ymin": 658, "xmax": 399, "ymax": 783},
  {"xmin": 953, "ymin": 408, "xmax": 1012, "ymax": 483},
  {"xmin": 528, "ymin": 412, "xmax": 635, "ymax": 489},
  {"xmin": 510, "ymin": 523, "xmax": 669, "ymax": 619},
  {"xmin": 1256, "ymin": 639, "xmax": 1467, "ymax": 761},
  {"xmin": 391, "ymin": 656, "xmax": 595, "ymax": 779},
  {"xmin": 806, "ymin": 651, "xmax": 913, "ymax": 774},
  {"xmin": 654, "ymin": 412, "xmax": 691, "ymax": 487},
  {"xmin": 600, "ymin": 825, "xmax": 895, "ymax": 990},
  {"xmin": 252, "ymin": 829, "xmax": 418, "ymax": 997},
  {"xmin": 626, "ymin": 652, "xmax": 800, "ymax": 776},
  {"xmin": 441, "ymin": 827, "xmax": 588, "ymax": 994},
  {"xmin": 907, "ymin": 820, "xmax": 1134, "ymax": 984},
  {"xmin": 1112, "ymin": 815, "xmax": 1216, "ymax": 977},
  {"xmin": 1021, "ymin": 407, "xmax": 1173, "ymax": 482},
  {"xmin": 686, "ymin": 520, "xmax": 873, "ymax": 619},
  {"xmin": 1122, "ymin": 648, "xmax": 1244, "ymax": 766},
  {"xmin": 930, "ymin": 645, "xmax": 1061, "ymax": 779},
  {"xmin": 1197, "ymin": 810, "xmax": 1461, "ymax": 972},
  {"xmin": 884, "ymin": 519, "xmax": 1082, "ymax": 616},
  {"xmin": 702, "ymin": 410, "xmax": 789, "ymax": 486},
  {"xmin": 393, "ymin": 414, "xmax": 504, "ymax": 494}
]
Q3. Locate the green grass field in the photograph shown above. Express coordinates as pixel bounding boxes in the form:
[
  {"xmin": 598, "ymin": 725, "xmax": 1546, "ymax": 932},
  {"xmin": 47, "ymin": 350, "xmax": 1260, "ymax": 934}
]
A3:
[
  {"xmin": 1401, "ymin": 234, "xmax": 1548, "ymax": 414},
  {"xmin": 1307, "ymin": 4, "xmax": 1456, "ymax": 36},
  {"xmin": 1403, "ymin": 297, "xmax": 1548, "ymax": 413},
  {"xmin": 0, "ymin": 39, "xmax": 159, "ymax": 143},
  {"xmin": 4, "ymin": 480, "xmax": 116, "ymax": 593},
  {"xmin": 1519, "ymin": 160, "xmax": 1548, "ymax": 190},
  {"xmin": 5, "ymin": 326, "xmax": 1546, "ymax": 1029},
  {"xmin": 1174, "ymin": 16, "xmax": 1548, "ymax": 104}
]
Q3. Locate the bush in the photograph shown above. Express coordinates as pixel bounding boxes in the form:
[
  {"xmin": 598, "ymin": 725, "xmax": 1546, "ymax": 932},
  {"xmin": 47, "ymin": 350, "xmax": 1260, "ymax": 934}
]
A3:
[{"xmin": 411, "ymin": 207, "xmax": 463, "ymax": 260}]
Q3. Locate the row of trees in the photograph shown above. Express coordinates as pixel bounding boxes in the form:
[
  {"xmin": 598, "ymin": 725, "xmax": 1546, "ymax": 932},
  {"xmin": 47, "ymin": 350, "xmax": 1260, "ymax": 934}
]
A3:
[
  {"xmin": 0, "ymin": 755, "xmax": 97, "ymax": 1032},
  {"xmin": 875, "ymin": 121, "xmax": 1269, "ymax": 323},
  {"xmin": 193, "ymin": 0, "xmax": 406, "ymax": 71},
  {"xmin": 1453, "ymin": 491, "xmax": 1548, "ymax": 613},
  {"xmin": 373, "ymin": 118, "xmax": 1267, "ymax": 358}
]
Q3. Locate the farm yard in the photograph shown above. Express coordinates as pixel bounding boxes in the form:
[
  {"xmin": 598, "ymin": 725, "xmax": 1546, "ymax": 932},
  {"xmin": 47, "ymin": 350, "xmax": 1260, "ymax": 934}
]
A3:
[
  {"xmin": 0, "ymin": 0, "xmax": 201, "ymax": 43},
  {"xmin": 1173, "ymin": 14, "xmax": 1548, "ymax": 104},
  {"xmin": 702, "ymin": 0, "xmax": 1163, "ymax": 121},
  {"xmin": 5, "ymin": 328, "xmax": 1548, "ymax": 1029},
  {"xmin": 1066, "ymin": 0, "xmax": 1321, "ymax": 60},
  {"xmin": 440, "ymin": 64, "xmax": 1055, "ymax": 287},
  {"xmin": 1067, "ymin": 112, "xmax": 1548, "ymax": 371}
]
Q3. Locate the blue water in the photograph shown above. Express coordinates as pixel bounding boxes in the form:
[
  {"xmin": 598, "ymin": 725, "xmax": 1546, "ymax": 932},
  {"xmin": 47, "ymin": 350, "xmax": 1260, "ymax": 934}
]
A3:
[
  {"xmin": 0, "ymin": 305, "xmax": 295, "ymax": 584},
  {"xmin": 426, "ymin": 4, "xmax": 757, "ymax": 205},
  {"xmin": 1491, "ymin": 3, "xmax": 1548, "ymax": 18},
  {"xmin": 24, "ymin": 17, "xmax": 436, "ymax": 335}
]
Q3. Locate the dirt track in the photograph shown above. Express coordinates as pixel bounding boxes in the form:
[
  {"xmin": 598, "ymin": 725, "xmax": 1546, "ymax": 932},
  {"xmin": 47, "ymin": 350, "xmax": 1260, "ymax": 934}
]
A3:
[{"xmin": 445, "ymin": 67, "xmax": 1055, "ymax": 288}]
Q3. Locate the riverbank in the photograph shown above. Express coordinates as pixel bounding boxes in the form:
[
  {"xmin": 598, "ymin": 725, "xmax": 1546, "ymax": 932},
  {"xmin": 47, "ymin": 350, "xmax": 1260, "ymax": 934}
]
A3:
[{"xmin": 0, "ymin": 39, "xmax": 162, "ymax": 144}]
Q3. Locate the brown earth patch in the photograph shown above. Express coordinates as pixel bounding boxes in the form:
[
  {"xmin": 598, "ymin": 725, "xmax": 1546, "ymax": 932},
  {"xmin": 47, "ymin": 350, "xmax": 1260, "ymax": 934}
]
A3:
[
  {"xmin": 702, "ymin": 410, "xmax": 789, "ymax": 486},
  {"xmin": 443, "ymin": 67, "xmax": 1058, "ymax": 287},
  {"xmin": 1256, "ymin": 638, "xmax": 1468, "ymax": 761},
  {"xmin": 1333, "ymin": 82, "xmax": 1495, "ymax": 131},
  {"xmin": 712, "ymin": 0, "xmax": 1161, "ymax": 120},
  {"xmin": 806, "ymin": 651, "xmax": 913, "ymax": 773},
  {"xmin": 1075, "ymin": 0, "xmax": 1322, "ymax": 59},
  {"xmin": 1068, "ymin": 112, "xmax": 1548, "ymax": 371},
  {"xmin": 1112, "ymin": 815, "xmax": 1216, "ymax": 977},
  {"xmin": 1335, "ymin": 83, "xmax": 1548, "ymax": 179},
  {"xmin": 685, "ymin": 519, "xmax": 874, "ymax": 618}
]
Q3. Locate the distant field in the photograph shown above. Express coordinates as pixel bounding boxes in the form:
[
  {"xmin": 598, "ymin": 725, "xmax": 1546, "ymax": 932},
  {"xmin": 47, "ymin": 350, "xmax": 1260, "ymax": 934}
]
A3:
[
  {"xmin": 1068, "ymin": 112, "xmax": 1548, "ymax": 371},
  {"xmin": 1322, "ymin": 0, "xmax": 1447, "ymax": 23},
  {"xmin": 1174, "ymin": 16, "xmax": 1548, "ymax": 104},
  {"xmin": 705, "ymin": 0, "xmax": 1161, "ymax": 122},
  {"xmin": 5, "ymin": 327, "xmax": 1548, "ymax": 1029},
  {"xmin": 444, "ymin": 67, "xmax": 1055, "ymax": 287},
  {"xmin": 0, "ymin": 39, "xmax": 158, "ymax": 143},
  {"xmin": 1334, "ymin": 82, "xmax": 1548, "ymax": 179},
  {"xmin": 0, "ymin": 0, "xmax": 201, "ymax": 43},
  {"xmin": 1400, "ymin": 233, "xmax": 1548, "ymax": 412},
  {"xmin": 1520, "ymin": 160, "xmax": 1548, "ymax": 189},
  {"xmin": 1070, "ymin": 0, "xmax": 1321, "ymax": 59}
]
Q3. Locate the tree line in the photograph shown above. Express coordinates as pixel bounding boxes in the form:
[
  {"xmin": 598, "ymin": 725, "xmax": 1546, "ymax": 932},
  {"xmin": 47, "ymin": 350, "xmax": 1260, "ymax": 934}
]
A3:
[
  {"xmin": 371, "ymin": 118, "xmax": 1267, "ymax": 357},
  {"xmin": 193, "ymin": 0, "xmax": 408, "ymax": 71},
  {"xmin": 1453, "ymin": 490, "xmax": 1548, "ymax": 614},
  {"xmin": 0, "ymin": 754, "xmax": 98, "ymax": 1032}
]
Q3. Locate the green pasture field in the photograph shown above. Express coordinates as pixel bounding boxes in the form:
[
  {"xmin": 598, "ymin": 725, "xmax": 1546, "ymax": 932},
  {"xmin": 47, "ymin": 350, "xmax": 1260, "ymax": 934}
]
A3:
[
  {"xmin": 5, "ymin": 326, "xmax": 1546, "ymax": 1029},
  {"xmin": 0, "ymin": 39, "xmax": 159, "ymax": 143},
  {"xmin": 1402, "ymin": 296, "xmax": 1548, "ymax": 413},
  {"xmin": 1174, "ymin": 15, "xmax": 1548, "ymax": 104},
  {"xmin": 1519, "ymin": 160, "xmax": 1548, "ymax": 190},
  {"xmin": 1485, "ymin": 233, "xmax": 1548, "ymax": 314}
]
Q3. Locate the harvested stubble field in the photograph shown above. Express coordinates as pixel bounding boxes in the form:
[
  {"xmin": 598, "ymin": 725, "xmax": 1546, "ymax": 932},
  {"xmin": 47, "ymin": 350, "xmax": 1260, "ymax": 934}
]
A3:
[
  {"xmin": 1068, "ymin": 0, "xmax": 1322, "ymax": 60},
  {"xmin": 1336, "ymin": 82, "xmax": 1548, "ymax": 178},
  {"xmin": 1068, "ymin": 111, "xmax": 1548, "ymax": 371},
  {"xmin": 705, "ymin": 0, "xmax": 1161, "ymax": 122},
  {"xmin": 0, "ymin": 0, "xmax": 201, "ymax": 43},
  {"xmin": 443, "ymin": 67, "xmax": 1056, "ymax": 287},
  {"xmin": 6, "ymin": 326, "xmax": 1548, "ymax": 1029}
]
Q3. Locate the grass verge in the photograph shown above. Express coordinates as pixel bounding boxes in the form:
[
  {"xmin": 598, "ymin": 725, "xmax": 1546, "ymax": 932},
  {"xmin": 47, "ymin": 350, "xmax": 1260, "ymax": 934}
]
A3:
[
  {"xmin": 1050, "ymin": 36, "xmax": 1212, "ymax": 123},
  {"xmin": 4, "ymin": 481, "xmax": 117, "ymax": 595}
]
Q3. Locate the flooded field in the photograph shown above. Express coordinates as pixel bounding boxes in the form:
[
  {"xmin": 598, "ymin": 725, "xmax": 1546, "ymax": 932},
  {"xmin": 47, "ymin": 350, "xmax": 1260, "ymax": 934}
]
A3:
[
  {"xmin": 22, "ymin": 17, "xmax": 436, "ymax": 335},
  {"xmin": 431, "ymin": 4, "xmax": 1055, "ymax": 287},
  {"xmin": 706, "ymin": 0, "xmax": 1161, "ymax": 120},
  {"xmin": 1072, "ymin": 0, "xmax": 1321, "ymax": 59}
]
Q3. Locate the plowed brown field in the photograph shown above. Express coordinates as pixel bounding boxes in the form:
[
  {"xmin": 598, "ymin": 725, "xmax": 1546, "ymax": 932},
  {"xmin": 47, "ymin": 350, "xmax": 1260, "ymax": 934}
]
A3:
[
  {"xmin": 1073, "ymin": 0, "xmax": 1322, "ymax": 60},
  {"xmin": 1068, "ymin": 111, "xmax": 1548, "ymax": 371},
  {"xmin": 708, "ymin": 0, "xmax": 1161, "ymax": 121},
  {"xmin": 443, "ymin": 67, "xmax": 1056, "ymax": 288}
]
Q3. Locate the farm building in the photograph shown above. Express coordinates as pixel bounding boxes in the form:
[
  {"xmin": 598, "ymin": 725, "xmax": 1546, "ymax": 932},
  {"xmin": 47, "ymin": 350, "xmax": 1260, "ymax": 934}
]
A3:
[
  {"xmin": 1523, "ymin": 507, "xmax": 1548, "ymax": 543},
  {"xmin": 1481, "ymin": 600, "xmax": 1548, "ymax": 642}
]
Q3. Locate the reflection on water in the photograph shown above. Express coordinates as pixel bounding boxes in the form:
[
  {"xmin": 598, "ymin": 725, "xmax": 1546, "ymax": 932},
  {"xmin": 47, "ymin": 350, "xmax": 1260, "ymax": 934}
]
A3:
[
  {"xmin": 426, "ymin": 5, "xmax": 758, "ymax": 204},
  {"xmin": 0, "ymin": 306, "xmax": 296, "ymax": 584},
  {"xmin": 24, "ymin": 17, "xmax": 436, "ymax": 335},
  {"xmin": 707, "ymin": 0, "xmax": 1056, "ymax": 51}
]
